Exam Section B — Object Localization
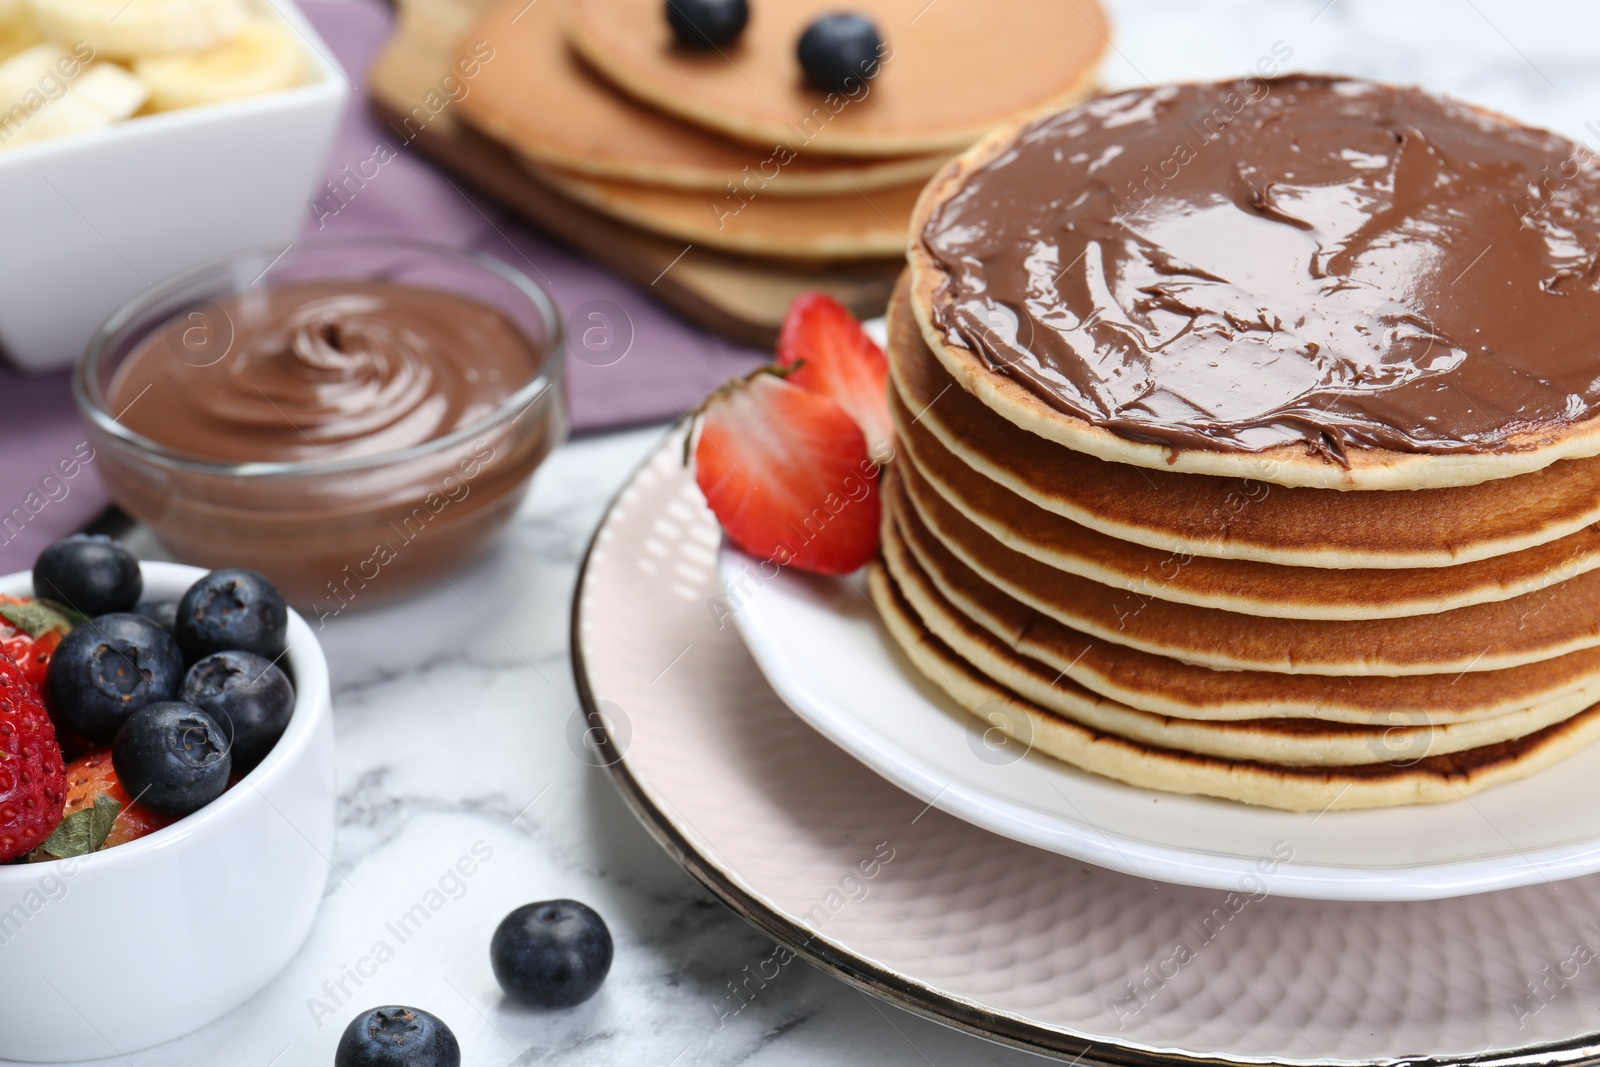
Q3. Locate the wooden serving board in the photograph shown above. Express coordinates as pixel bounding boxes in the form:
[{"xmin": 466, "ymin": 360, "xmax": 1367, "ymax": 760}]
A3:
[{"xmin": 368, "ymin": 0, "xmax": 905, "ymax": 347}]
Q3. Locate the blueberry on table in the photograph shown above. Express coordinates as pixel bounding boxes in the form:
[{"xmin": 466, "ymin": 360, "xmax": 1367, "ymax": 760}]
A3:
[
  {"xmin": 797, "ymin": 13, "xmax": 883, "ymax": 93},
  {"xmin": 33, "ymin": 535, "xmax": 142, "ymax": 617},
  {"xmin": 175, "ymin": 568, "xmax": 288, "ymax": 663},
  {"xmin": 491, "ymin": 899, "xmax": 613, "ymax": 1008},
  {"xmin": 335, "ymin": 1006, "xmax": 460, "ymax": 1067},
  {"xmin": 666, "ymin": 0, "xmax": 748, "ymax": 48},
  {"xmin": 181, "ymin": 650, "xmax": 294, "ymax": 772},
  {"xmin": 133, "ymin": 599, "xmax": 179, "ymax": 633},
  {"xmin": 111, "ymin": 702, "xmax": 231, "ymax": 818},
  {"xmin": 44, "ymin": 613, "xmax": 183, "ymax": 743}
]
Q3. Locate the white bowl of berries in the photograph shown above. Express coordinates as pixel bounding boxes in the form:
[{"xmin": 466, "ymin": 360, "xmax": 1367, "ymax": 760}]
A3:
[{"xmin": 0, "ymin": 538, "xmax": 335, "ymax": 1062}]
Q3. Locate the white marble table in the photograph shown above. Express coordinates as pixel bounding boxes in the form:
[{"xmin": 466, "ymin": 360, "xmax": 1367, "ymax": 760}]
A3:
[
  {"xmin": 53, "ymin": 1, "xmax": 1600, "ymax": 1062},
  {"xmin": 104, "ymin": 425, "xmax": 1039, "ymax": 1067}
]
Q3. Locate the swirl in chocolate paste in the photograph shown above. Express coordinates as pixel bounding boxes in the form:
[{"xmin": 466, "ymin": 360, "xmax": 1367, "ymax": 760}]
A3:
[
  {"xmin": 109, "ymin": 281, "xmax": 541, "ymax": 463},
  {"xmin": 919, "ymin": 76, "xmax": 1600, "ymax": 458}
]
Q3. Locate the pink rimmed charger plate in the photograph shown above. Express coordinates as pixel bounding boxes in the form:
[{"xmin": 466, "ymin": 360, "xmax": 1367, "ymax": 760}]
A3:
[{"xmin": 573, "ymin": 427, "xmax": 1600, "ymax": 1066}]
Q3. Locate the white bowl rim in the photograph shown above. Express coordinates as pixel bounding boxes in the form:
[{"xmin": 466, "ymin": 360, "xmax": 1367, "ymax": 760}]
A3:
[{"xmin": 0, "ymin": 560, "xmax": 332, "ymax": 880}]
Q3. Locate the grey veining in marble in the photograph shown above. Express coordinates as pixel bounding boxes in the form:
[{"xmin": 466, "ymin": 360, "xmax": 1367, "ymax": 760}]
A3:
[
  {"xmin": 91, "ymin": 427, "xmax": 1038, "ymax": 1067},
  {"xmin": 41, "ymin": 2, "xmax": 1600, "ymax": 1062}
]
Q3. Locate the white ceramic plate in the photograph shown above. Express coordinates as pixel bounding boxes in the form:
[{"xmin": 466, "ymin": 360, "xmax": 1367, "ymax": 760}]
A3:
[
  {"xmin": 723, "ymin": 547, "xmax": 1600, "ymax": 902},
  {"xmin": 576, "ymin": 431, "xmax": 1600, "ymax": 1065}
]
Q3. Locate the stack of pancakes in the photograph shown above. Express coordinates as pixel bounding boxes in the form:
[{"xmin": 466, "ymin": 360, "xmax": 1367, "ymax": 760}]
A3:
[
  {"xmin": 871, "ymin": 76, "xmax": 1600, "ymax": 811},
  {"xmin": 450, "ymin": 0, "xmax": 1106, "ymax": 261}
]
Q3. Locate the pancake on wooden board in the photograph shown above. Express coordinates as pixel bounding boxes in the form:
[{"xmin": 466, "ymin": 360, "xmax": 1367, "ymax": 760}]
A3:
[
  {"xmin": 895, "ymin": 396, "xmax": 1600, "ymax": 621},
  {"xmin": 887, "ymin": 275, "xmax": 1600, "ymax": 569},
  {"xmin": 454, "ymin": 0, "xmax": 947, "ymax": 194},
  {"xmin": 885, "ymin": 470, "xmax": 1600, "ymax": 677},
  {"xmin": 876, "ymin": 505, "xmax": 1600, "ymax": 725},
  {"xmin": 527, "ymin": 162, "xmax": 917, "ymax": 258},
  {"xmin": 874, "ymin": 537, "xmax": 1587, "ymax": 767},
  {"xmin": 564, "ymin": 0, "xmax": 1107, "ymax": 156},
  {"xmin": 907, "ymin": 80, "xmax": 1600, "ymax": 490},
  {"xmin": 869, "ymin": 563, "xmax": 1600, "ymax": 811}
]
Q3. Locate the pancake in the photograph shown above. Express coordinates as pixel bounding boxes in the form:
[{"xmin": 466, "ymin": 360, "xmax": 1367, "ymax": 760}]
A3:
[
  {"xmin": 886, "ymin": 470, "xmax": 1600, "ymax": 676},
  {"xmin": 907, "ymin": 79, "xmax": 1600, "ymax": 490},
  {"xmin": 527, "ymin": 162, "xmax": 917, "ymax": 258},
  {"xmin": 896, "ymin": 398, "xmax": 1600, "ymax": 621},
  {"xmin": 870, "ymin": 563, "xmax": 1600, "ymax": 811},
  {"xmin": 887, "ymin": 275, "xmax": 1600, "ymax": 569},
  {"xmin": 455, "ymin": 0, "xmax": 947, "ymax": 194},
  {"xmin": 878, "ymin": 507, "xmax": 1600, "ymax": 725},
  {"xmin": 565, "ymin": 0, "xmax": 1106, "ymax": 157},
  {"xmin": 876, "ymin": 544, "xmax": 1586, "ymax": 767}
]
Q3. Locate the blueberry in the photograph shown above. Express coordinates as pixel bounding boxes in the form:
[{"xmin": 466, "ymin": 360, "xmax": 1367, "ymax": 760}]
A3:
[
  {"xmin": 490, "ymin": 899, "xmax": 613, "ymax": 1008},
  {"xmin": 335, "ymin": 1006, "xmax": 460, "ymax": 1067},
  {"xmin": 33, "ymin": 535, "xmax": 142, "ymax": 617},
  {"xmin": 180, "ymin": 651, "xmax": 293, "ymax": 772},
  {"xmin": 175, "ymin": 569, "xmax": 288, "ymax": 664},
  {"xmin": 44, "ymin": 613, "xmax": 183, "ymax": 743},
  {"xmin": 111, "ymin": 702, "xmax": 231, "ymax": 818},
  {"xmin": 665, "ymin": 0, "xmax": 747, "ymax": 48},
  {"xmin": 133, "ymin": 599, "xmax": 179, "ymax": 633},
  {"xmin": 796, "ymin": 13, "xmax": 882, "ymax": 93}
]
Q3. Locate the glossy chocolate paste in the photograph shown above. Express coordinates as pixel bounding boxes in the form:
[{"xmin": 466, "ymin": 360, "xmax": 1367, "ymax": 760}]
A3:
[
  {"xmin": 100, "ymin": 281, "xmax": 560, "ymax": 609},
  {"xmin": 919, "ymin": 76, "xmax": 1600, "ymax": 458},
  {"xmin": 109, "ymin": 281, "xmax": 541, "ymax": 463}
]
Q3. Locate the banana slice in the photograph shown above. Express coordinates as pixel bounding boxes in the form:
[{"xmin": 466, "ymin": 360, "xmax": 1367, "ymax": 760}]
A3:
[
  {"xmin": 133, "ymin": 15, "xmax": 301, "ymax": 111},
  {"xmin": 0, "ymin": 40, "xmax": 62, "ymax": 98},
  {"xmin": 0, "ymin": 44, "xmax": 146, "ymax": 149},
  {"xmin": 0, "ymin": 19, "xmax": 44, "ymax": 62},
  {"xmin": 0, "ymin": 0, "xmax": 43, "ymax": 62},
  {"xmin": 24, "ymin": 0, "xmax": 246, "ymax": 61}
]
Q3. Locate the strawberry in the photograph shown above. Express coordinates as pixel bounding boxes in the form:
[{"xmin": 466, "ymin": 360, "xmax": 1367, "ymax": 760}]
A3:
[
  {"xmin": 60, "ymin": 748, "xmax": 173, "ymax": 850},
  {"xmin": 777, "ymin": 292, "xmax": 893, "ymax": 462},
  {"xmin": 0, "ymin": 595, "xmax": 65, "ymax": 693},
  {"xmin": 694, "ymin": 369, "xmax": 881, "ymax": 575},
  {"xmin": 0, "ymin": 654, "xmax": 66, "ymax": 861}
]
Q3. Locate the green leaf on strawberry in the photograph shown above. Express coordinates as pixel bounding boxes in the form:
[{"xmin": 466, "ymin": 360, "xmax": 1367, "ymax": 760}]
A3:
[
  {"xmin": 0, "ymin": 598, "xmax": 78, "ymax": 639},
  {"xmin": 37, "ymin": 793, "xmax": 121, "ymax": 859},
  {"xmin": 38, "ymin": 599, "xmax": 89, "ymax": 626}
]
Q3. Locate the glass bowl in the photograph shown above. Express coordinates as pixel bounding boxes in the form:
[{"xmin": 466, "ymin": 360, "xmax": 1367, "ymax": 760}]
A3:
[{"xmin": 74, "ymin": 238, "xmax": 567, "ymax": 612}]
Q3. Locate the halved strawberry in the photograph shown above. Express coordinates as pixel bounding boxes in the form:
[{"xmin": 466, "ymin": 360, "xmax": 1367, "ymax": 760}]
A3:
[
  {"xmin": 694, "ymin": 369, "xmax": 881, "ymax": 575},
  {"xmin": 0, "ymin": 595, "xmax": 65, "ymax": 694},
  {"xmin": 777, "ymin": 292, "xmax": 893, "ymax": 463},
  {"xmin": 61, "ymin": 748, "xmax": 173, "ymax": 851}
]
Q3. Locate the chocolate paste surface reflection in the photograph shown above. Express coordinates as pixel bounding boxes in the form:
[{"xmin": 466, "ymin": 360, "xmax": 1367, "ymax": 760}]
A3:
[
  {"xmin": 97, "ymin": 279, "xmax": 559, "ymax": 609},
  {"xmin": 109, "ymin": 281, "xmax": 542, "ymax": 463},
  {"xmin": 920, "ymin": 76, "xmax": 1600, "ymax": 457}
]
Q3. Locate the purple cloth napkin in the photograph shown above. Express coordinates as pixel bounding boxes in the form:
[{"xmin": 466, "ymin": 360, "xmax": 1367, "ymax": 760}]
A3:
[
  {"xmin": 0, "ymin": 374, "xmax": 104, "ymax": 578},
  {"xmin": 0, "ymin": 0, "xmax": 764, "ymax": 574}
]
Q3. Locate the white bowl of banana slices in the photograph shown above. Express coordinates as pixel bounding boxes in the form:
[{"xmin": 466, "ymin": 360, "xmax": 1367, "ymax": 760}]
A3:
[{"xmin": 0, "ymin": 0, "xmax": 345, "ymax": 372}]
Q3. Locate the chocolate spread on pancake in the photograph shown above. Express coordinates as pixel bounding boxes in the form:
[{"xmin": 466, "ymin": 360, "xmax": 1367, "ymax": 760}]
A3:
[{"xmin": 919, "ymin": 76, "xmax": 1600, "ymax": 458}]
